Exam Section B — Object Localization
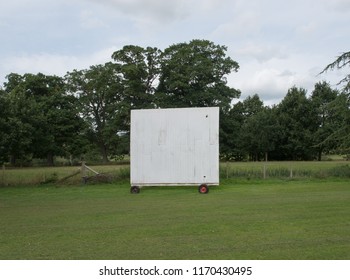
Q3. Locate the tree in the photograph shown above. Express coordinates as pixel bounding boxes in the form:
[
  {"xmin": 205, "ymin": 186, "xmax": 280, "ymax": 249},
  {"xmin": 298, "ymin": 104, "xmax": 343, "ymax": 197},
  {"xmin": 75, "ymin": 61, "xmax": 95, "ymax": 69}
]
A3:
[
  {"xmin": 320, "ymin": 51, "xmax": 350, "ymax": 153},
  {"xmin": 112, "ymin": 45, "xmax": 161, "ymax": 108},
  {"xmin": 321, "ymin": 93, "xmax": 350, "ymax": 155},
  {"xmin": 220, "ymin": 102, "xmax": 245, "ymax": 160},
  {"xmin": 233, "ymin": 95, "xmax": 280, "ymax": 161},
  {"xmin": 3, "ymin": 73, "xmax": 84, "ymax": 166},
  {"xmin": 157, "ymin": 39, "xmax": 240, "ymax": 110},
  {"xmin": 321, "ymin": 51, "xmax": 350, "ymax": 93},
  {"xmin": 0, "ymin": 88, "xmax": 10, "ymax": 164},
  {"xmin": 239, "ymin": 107, "xmax": 280, "ymax": 161},
  {"xmin": 220, "ymin": 95, "xmax": 266, "ymax": 161},
  {"xmin": 111, "ymin": 45, "xmax": 161, "ymax": 135},
  {"xmin": 65, "ymin": 63, "xmax": 125, "ymax": 163},
  {"xmin": 276, "ymin": 87, "xmax": 318, "ymax": 160},
  {"xmin": 310, "ymin": 81, "xmax": 339, "ymax": 160},
  {"xmin": 241, "ymin": 94, "xmax": 264, "ymax": 117},
  {"xmin": 3, "ymin": 73, "xmax": 37, "ymax": 165}
]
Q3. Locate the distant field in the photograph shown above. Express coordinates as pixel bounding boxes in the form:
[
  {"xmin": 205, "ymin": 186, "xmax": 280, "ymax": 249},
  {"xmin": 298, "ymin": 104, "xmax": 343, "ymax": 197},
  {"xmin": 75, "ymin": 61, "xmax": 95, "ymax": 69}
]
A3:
[
  {"xmin": 0, "ymin": 165, "xmax": 129, "ymax": 186},
  {"xmin": 221, "ymin": 161, "xmax": 350, "ymax": 179},
  {"xmin": 0, "ymin": 178, "xmax": 349, "ymax": 260},
  {"xmin": 1, "ymin": 161, "xmax": 349, "ymax": 187}
]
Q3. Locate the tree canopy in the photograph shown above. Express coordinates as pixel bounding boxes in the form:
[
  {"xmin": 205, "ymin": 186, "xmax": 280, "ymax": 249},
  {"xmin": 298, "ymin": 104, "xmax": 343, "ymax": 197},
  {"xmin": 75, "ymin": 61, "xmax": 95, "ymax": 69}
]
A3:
[
  {"xmin": 320, "ymin": 51, "xmax": 350, "ymax": 153},
  {"xmin": 157, "ymin": 40, "xmax": 240, "ymax": 110},
  {"xmin": 0, "ymin": 42, "xmax": 349, "ymax": 165}
]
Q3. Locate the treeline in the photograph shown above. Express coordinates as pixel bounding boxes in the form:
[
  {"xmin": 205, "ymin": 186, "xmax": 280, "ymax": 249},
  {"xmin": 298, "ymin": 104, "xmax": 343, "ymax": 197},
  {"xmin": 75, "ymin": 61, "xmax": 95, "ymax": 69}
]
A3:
[{"xmin": 0, "ymin": 40, "xmax": 349, "ymax": 166}]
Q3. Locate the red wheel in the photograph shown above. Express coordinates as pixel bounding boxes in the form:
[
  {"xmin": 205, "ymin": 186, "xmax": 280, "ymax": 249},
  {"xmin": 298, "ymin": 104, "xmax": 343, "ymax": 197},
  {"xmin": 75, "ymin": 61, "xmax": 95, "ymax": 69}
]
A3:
[{"xmin": 199, "ymin": 184, "xmax": 209, "ymax": 194}]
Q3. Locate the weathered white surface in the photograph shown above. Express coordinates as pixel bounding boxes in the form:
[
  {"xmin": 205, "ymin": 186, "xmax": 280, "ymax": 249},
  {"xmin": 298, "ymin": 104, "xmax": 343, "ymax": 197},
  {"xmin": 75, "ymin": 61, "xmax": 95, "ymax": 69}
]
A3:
[{"xmin": 130, "ymin": 107, "xmax": 219, "ymax": 186}]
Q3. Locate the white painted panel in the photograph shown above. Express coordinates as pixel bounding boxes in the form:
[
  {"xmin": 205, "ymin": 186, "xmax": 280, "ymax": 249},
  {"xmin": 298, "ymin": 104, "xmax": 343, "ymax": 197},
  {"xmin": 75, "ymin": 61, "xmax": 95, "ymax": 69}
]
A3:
[{"xmin": 130, "ymin": 107, "xmax": 219, "ymax": 186}]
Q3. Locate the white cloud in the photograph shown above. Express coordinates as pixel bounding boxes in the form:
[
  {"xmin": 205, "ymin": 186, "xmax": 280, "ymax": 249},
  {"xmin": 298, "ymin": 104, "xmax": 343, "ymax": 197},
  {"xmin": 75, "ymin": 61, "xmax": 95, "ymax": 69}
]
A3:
[
  {"xmin": 79, "ymin": 10, "xmax": 109, "ymax": 29},
  {"xmin": 0, "ymin": 46, "xmax": 118, "ymax": 83},
  {"xmin": 326, "ymin": 0, "xmax": 350, "ymax": 12},
  {"xmin": 1, "ymin": 0, "xmax": 349, "ymax": 105},
  {"xmin": 228, "ymin": 51, "xmax": 330, "ymax": 105},
  {"xmin": 235, "ymin": 43, "xmax": 288, "ymax": 63},
  {"xmin": 88, "ymin": 0, "xmax": 190, "ymax": 24},
  {"xmin": 213, "ymin": 16, "xmax": 259, "ymax": 38},
  {"xmin": 233, "ymin": 67, "xmax": 296, "ymax": 101}
]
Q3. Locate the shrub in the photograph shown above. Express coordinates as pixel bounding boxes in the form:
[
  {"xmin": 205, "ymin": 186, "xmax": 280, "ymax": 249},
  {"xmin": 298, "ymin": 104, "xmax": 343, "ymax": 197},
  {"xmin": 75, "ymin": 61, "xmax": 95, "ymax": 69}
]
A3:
[{"xmin": 328, "ymin": 165, "xmax": 350, "ymax": 178}]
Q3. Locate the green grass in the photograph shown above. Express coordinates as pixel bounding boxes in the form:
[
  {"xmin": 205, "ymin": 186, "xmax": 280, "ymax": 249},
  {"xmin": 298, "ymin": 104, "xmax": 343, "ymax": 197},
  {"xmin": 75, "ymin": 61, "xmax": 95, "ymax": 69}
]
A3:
[
  {"xmin": 0, "ymin": 165, "xmax": 129, "ymax": 186},
  {"xmin": 220, "ymin": 161, "xmax": 350, "ymax": 179},
  {"xmin": 0, "ymin": 179, "xmax": 349, "ymax": 260},
  {"xmin": 1, "ymin": 161, "xmax": 349, "ymax": 187}
]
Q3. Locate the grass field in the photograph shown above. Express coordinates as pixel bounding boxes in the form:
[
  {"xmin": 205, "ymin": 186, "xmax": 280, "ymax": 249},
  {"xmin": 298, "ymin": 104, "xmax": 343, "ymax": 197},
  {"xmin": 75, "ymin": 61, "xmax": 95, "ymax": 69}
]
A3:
[
  {"xmin": 1, "ymin": 161, "xmax": 350, "ymax": 187},
  {"xmin": 0, "ymin": 176, "xmax": 349, "ymax": 260}
]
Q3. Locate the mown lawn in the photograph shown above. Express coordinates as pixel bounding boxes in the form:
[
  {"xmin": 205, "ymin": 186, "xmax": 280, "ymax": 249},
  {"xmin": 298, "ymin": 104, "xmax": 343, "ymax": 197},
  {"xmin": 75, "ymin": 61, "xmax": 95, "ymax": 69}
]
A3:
[{"xmin": 0, "ymin": 178, "xmax": 349, "ymax": 260}]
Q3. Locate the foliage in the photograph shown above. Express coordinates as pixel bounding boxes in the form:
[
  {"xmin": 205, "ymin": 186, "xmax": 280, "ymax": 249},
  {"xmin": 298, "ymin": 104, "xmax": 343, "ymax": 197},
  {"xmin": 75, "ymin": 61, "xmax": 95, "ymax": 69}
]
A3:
[
  {"xmin": 239, "ymin": 107, "xmax": 280, "ymax": 161},
  {"xmin": 323, "ymin": 93, "xmax": 350, "ymax": 154},
  {"xmin": 65, "ymin": 63, "xmax": 125, "ymax": 163},
  {"xmin": 0, "ymin": 42, "xmax": 349, "ymax": 164},
  {"xmin": 111, "ymin": 45, "xmax": 161, "ymax": 110},
  {"xmin": 0, "ymin": 89, "xmax": 10, "ymax": 164},
  {"xmin": 2, "ymin": 73, "xmax": 84, "ymax": 166},
  {"xmin": 157, "ymin": 39, "xmax": 240, "ymax": 110},
  {"xmin": 320, "ymin": 51, "xmax": 350, "ymax": 153},
  {"xmin": 310, "ymin": 82, "xmax": 342, "ymax": 158},
  {"xmin": 321, "ymin": 51, "xmax": 350, "ymax": 92},
  {"xmin": 275, "ymin": 87, "xmax": 318, "ymax": 160}
]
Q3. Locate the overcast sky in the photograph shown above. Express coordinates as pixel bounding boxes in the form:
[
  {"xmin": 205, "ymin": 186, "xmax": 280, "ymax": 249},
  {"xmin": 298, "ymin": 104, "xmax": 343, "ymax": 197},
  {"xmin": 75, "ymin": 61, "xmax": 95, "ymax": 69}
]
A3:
[{"xmin": 1, "ymin": 0, "xmax": 349, "ymax": 104}]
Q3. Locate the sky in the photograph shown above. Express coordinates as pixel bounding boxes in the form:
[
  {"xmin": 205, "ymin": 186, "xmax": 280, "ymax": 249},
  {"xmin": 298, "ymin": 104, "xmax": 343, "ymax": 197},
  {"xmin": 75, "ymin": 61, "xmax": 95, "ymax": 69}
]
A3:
[{"xmin": 1, "ymin": 0, "xmax": 349, "ymax": 105}]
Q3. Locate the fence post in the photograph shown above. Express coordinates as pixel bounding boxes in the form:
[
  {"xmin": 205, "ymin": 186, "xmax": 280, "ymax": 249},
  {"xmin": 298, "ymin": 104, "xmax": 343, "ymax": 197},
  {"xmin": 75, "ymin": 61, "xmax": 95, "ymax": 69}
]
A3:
[
  {"xmin": 226, "ymin": 161, "xmax": 229, "ymax": 179},
  {"xmin": 263, "ymin": 164, "xmax": 266, "ymax": 179},
  {"xmin": 2, "ymin": 164, "xmax": 5, "ymax": 186},
  {"xmin": 290, "ymin": 167, "xmax": 293, "ymax": 178},
  {"xmin": 81, "ymin": 161, "xmax": 87, "ymax": 184}
]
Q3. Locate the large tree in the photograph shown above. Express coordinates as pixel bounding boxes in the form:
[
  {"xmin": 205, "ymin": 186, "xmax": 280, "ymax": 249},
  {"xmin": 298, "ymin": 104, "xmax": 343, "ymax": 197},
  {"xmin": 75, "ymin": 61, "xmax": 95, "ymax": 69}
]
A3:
[
  {"xmin": 310, "ymin": 81, "xmax": 339, "ymax": 160},
  {"xmin": 239, "ymin": 107, "xmax": 280, "ymax": 161},
  {"xmin": 157, "ymin": 39, "xmax": 240, "ymax": 110},
  {"xmin": 111, "ymin": 45, "xmax": 161, "ymax": 135},
  {"xmin": 276, "ymin": 87, "xmax": 318, "ymax": 160},
  {"xmin": 321, "ymin": 51, "xmax": 350, "ymax": 153},
  {"xmin": 220, "ymin": 95, "xmax": 268, "ymax": 161},
  {"xmin": 220, "ymin": 102, "xmax": 245, "ymax": 160},
  {"xmin": 65, "ymin": 63, "xmax": 125, "ymax": 163},
  {"xmin": 2, "ymin": 74, "xmax": 35, "ymax": 165},
  {"xmin": 3, "ymin": 73, "xmax": 83, "ymax": 165},
  {"xmin": 111, "ymin": 45, "xmax": 161, "ymax": 109},
  {"xmin": 321, "ymin": 93, "xmax": 350, "ymax": 155}
]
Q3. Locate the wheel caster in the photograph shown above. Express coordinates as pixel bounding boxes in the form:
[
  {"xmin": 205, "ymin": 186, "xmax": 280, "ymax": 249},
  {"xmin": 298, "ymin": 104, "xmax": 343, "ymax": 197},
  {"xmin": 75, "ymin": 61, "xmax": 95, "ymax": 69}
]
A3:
[
  {"xmin": 198, "ymin": 184, "xmax": 209, "ymax": 194},
  {"xmin": 130, "ymin": 186, "xmax": 140, "ymax": 194}
]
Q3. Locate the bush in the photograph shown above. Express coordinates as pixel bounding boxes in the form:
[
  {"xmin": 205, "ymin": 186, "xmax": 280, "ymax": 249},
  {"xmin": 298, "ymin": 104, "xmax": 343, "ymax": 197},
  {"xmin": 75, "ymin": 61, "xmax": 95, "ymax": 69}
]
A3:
[{"xmin": 328, "ymin": 165, "xmax": 350, "ymax": 178}]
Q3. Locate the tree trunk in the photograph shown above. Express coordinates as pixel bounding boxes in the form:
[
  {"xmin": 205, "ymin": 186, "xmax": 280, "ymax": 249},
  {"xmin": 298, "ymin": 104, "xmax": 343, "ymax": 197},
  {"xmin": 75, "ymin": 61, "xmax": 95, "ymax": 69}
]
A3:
[
  {"xmin": 317, "ymin": 149, "xmax": 322, "ymax": 161},
  {"xmin": 10, "ymin": 155, "xmax": 16, "ymax": 166},
  {"xmin": 100, "ymin": 145, "xmax": 109, "ymax": 164},
  {"xmin": 47, "ymin": 153, "xmax": 54, "ymax": 166}
]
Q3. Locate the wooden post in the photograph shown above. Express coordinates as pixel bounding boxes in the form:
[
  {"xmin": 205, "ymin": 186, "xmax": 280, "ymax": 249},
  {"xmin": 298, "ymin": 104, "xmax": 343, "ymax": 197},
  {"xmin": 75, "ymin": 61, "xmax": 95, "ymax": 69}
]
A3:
[
  {"xmin": 81, "ymin": 162, "xmax": 99, "ymax": 184},
  {"xmin": 2, "ymin": 164, "xmax": 5, "ymax": 186},
  {"xmin": 81, "ymin": 161, "xmax": 87, "ymax": 184},
  {"xmin": 263, "ymin": 164, "xmax": 266, "ymax": 179},
  {"xmin": 226, "ymin": 161, "xmax": 229, "ymax": 179}
]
